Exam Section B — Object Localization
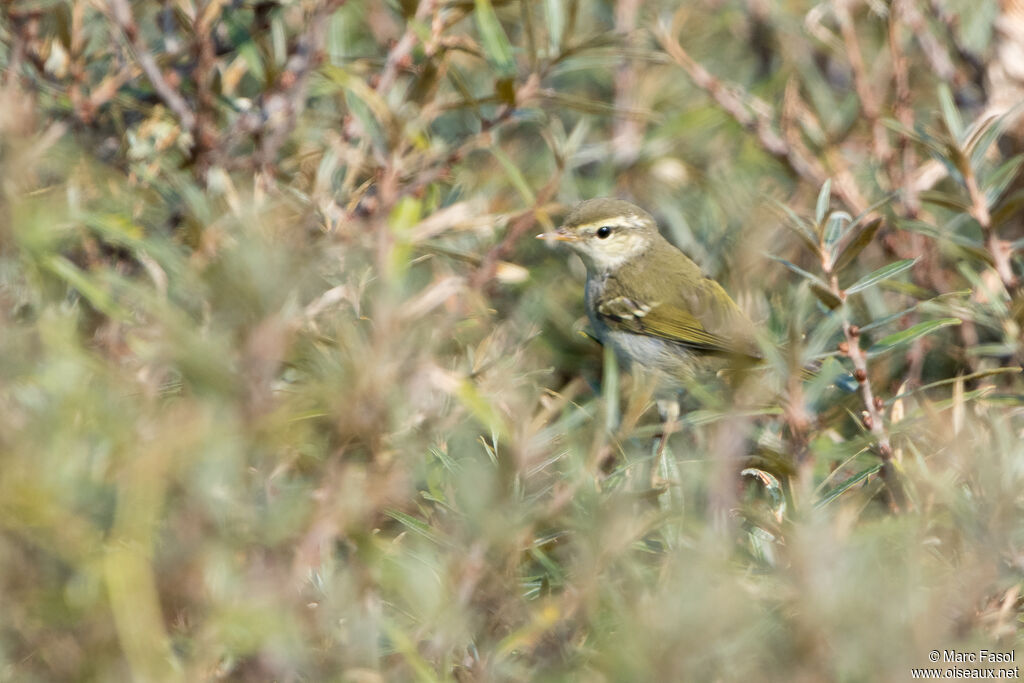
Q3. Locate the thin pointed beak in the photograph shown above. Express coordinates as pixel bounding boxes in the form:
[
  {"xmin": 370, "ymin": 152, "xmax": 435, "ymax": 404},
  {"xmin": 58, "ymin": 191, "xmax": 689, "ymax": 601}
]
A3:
[{"xmin": 536, "ymin": 228, "xmax": 578, "ymax": 242}]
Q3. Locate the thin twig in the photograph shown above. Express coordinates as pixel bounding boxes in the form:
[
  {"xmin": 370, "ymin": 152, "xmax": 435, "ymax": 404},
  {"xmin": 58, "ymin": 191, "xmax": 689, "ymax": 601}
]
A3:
[
  {"xmin": 902, "ymin": 0, "xmax": 957, "ymax": 82},
  {"xmin": 656, "ymin": 20, "xmax": 790, "ymax": 159},
  {"xmin": 470, "ymin": 176, "xmax": 561, "ymax": 290},
  {"xmin": 107, "ymin": 0, "xmax": 197, "ymax": 132},
  {"xmin": 376, "ymin": 0, "xmax": 439, "ymax": 95},
  {"xmin": 835, "ymin": 0, "xmax": 891, "ymax": 169},
  {"xmin": 888, "ymin": 0, "xmax": 918, "ymax": 215},
  {"xmin": 612, "ymin": 0, "xmax": 643, "ymax": 166},
  {"xmin": 927, "ymin": 0, "xmax": 987, "ymax": 92},
  {"xmin": 825, "ymin": 265, "xmax": 907, "ymax": 512},
  {"xmin": 657, "ymin": 13, "xmax": 873, "ymax": 217},
  {"xmin": 191, "ymin": 0, "xmax": 221, "ymax": 170},
  {"xmin": 964, "ymin": 160, "xmax": 1019, "ymax": 289},
  {"xmin": 218, "ymin": 0, "xmax": 347, "ymax": 178}
]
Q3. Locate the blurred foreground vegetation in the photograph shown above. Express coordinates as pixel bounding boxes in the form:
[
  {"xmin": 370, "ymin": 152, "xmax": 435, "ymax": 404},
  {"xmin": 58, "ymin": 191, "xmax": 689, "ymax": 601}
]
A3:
[{"xmin": 1, "ymin": 0, "xmax": 1022, "ymax": 680}]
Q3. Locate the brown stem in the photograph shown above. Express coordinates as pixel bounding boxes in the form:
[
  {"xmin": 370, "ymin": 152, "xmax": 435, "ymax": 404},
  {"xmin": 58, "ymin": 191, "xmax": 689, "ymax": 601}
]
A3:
[
  {"xmin": 217, "ymin": 0, "xmax": 347, "ymax": 179},
  {"xmin": 828, "ymin": 271, "xmax": 908, "ymax": 512},
  {"xmin": 612, "ymin": 0, "xmax": 643, "ymax": 167},
  {"xmin": 470, "ymin": 177, "xmax": 561, "ymax": 291},
  {"xmin": 376, "ymin": 0, "xmax": 439, "ymax": 96},
  {"xmin": 888, "ymin": 0, "xmax": 917, "ymax": 212},
  {"xmin": 657, "ymin": 13, "xmax": 876, "ymax": 217},
  {"xmin": 836, "ymin": 0, "xmax": 891, "ymax": 169},
  {"xmin": 964, "ymin": 157, "xmax": 1019, "ymax": 289},
  {"xmin": 107, "ymin": 0, "xmax": 197, "ymax": 132}
]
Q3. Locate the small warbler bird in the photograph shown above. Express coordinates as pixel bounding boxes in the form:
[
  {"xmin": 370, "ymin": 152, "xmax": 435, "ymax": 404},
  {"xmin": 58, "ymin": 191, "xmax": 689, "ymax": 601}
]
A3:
[{"xmin": 538, "ymin": 198, "xmax": 762, "ymax": 388}]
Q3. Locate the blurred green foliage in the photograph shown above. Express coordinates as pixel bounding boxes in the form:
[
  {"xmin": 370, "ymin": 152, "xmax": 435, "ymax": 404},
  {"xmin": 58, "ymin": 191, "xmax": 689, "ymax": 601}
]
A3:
[{"xmin": 0, "ymin": 0, "xmax": 1022, "ymax": 680}]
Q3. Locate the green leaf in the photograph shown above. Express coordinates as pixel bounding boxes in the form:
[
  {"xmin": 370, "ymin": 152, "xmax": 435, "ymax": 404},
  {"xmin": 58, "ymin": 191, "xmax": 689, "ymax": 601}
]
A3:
[
  {"xmin": 816, "ymin": 463, "xmax": 881, "ymax": 508},
  {"xmin": 919, "ymin": 190, "xmax": 972, "ymax": 212},
  {"xmin": 784, "ymin": 218, "xmax": 821, "ymax": 256},
  {"xmin": 491, "ymin": 147, "xmax": 535, "ymax": 204},
  {"xmin": 320, "ymin": 64, "xmax": 394, "ymax": 130},
  {"xmin": 966, "ymin": 114, "xmax": 1004, "ymax": 169},
  {"xmin": 823, "ymin": 212, "xmax": 850, "ymax": 250},
  {"xmin": 44, "ymin": 255, "xmax": 127, "ymax": 319},
  {"xmin": 495, "ymin": 76, "xmax": 516, "ymax": 106},
  {"xmin": 456, "ymin": 378, "xmax": 510, "ymax": 439},
  {"xmin": 844, "ymin": 258, "xmax": 918, "ymax": 294},
  {"xmin": 238, "ymin": 40, "xmax": 266, "ymax": 84},
  {"xmin": 770, "ymin": 197, "xmax": 814, "ymax": 231},
  {"xmin": 815, "ymin": 179, "xmax": 832, "ymax": 225},
  {"xmin": 991, "ymin": 188, "xmax": 1024, "ymax": 228},
  {"xmin": 544, "ymin": 0, "xmax": 564, "ymax": 53},
  {"xmin": 832, "ymin": 217, "xmax": 881, "ymax": 273},
  {"xmin": 771, "ymin": 199, "xmax": 820, "ymax": 256},
  {"xmin": 882, "ymin": 117, "xmax": 924, "ymax": 144},
  {"xmin": 811, "ymin": 283, "xmax": 843, "ymax": 309},
  {"xmin": 888, "ymin": 366, "xmax": 1023, "ymax": 403},
  {"xmin": 898, "ymin": 218, "xmax": 984, "ymax": 250},
  {"xmin": 848, "ymin": 193, "xmax": 895, "ymax": 227},
  {"xmin": 867, "ymin": 318, "xmax": 961, "ymax": 356},
  {"xmin": 539, "ymin": 91, "xmax": 654, "ymax": 119},
  {"xmin": 474, "ymin": 0, "xmax": 516, "ymax": 77},
  {"xmin": 983, "ymin": 154, "xmax": 1024, "ymax": 204},
  {"xmin": 769, "ymin": 256, "xmax": 831, "ymax": 291},
  {"xmin": 389, "ymin": 196, "xmax": 423, "ymax": 234},
  {"xmin": 966, "ymin": 343, "xmax": 1019, "ymax": 357},
  {"xmin": 602, "ymin": 344, "xmax": 620, "ymax": 431},
  {"xmin": 805, "ymin": 309, "xmax": 845, "ymax": 358},
  {"xmin": 384, "ymin": 508, "xmax": 450, "ymax": 547},
  {"xmin": 445, "ymin": 64, "xmax": 484, "ymax": 118},
  {"xmin": 956, "ymin": 261, "xmax": 1008, "ymax": 315},
  {"xmin": 938, "ymin": 83, "xmax": 964, "ymax": 142},
  {"xmin": 84, "ymin": 212, "xmax": 144, "ymax": 246},
  {"xmin": 803, "ymin": 355, "xmax": 849, "ymax": 403},
  {"xmin": 857, "ymin": 311, "xmax": 911, "ymax": 337}
]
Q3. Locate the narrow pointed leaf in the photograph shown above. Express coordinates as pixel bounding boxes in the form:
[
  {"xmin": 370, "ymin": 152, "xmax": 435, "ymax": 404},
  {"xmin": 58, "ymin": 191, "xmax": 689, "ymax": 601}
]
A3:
[
  {"xmin": 967, "ymin": 114, "xmax": 1004, "ymax": 169},
  {"xmin": 384, "ymin": 508, "xmax": 450, "ymax": 547},
  {"xmin": 823, "ymin": 212, "xmax": 850, "ymax": 249},
  {"xmin": 544, "ymin": 0, "xmax": 564, "ymax": 52},
  {"xmin": 849, "ymin": 194, "xmax": 894, "ymax": 227},
  {"xmin": 490, "ymin": 147, "xmax": 535, "ymax": 204},
  {"xmin": 832, "ymin": 217, "xmax": 881, "ymax": 272},
  {"xmin": 845, "ymin": 258, "xmax": 918, "ymax": 294},
  {"xmin": 816, "ymin": 464, "xmax": 882, "ymax": 508},
  {"xmin": 984, "ymin": 155, "xmax": 1024, "ymax": 204},
  {"xmin": 867, "ymin": 318, "xmax": 961, "ymax": 356},
  {"xmin": 770, "ymin": 197, "xmax": 815, "ymax": 235},
  {"xmin": 782, "ymin": 217, "xmax": 822, "ymax": 256},
  {"xmin": 882, "ymin": 117, "xmax": 925, "ymax": 144},
  {"xmin": 938, "ymin": 84, "xmax": 964, "ymax": 142},
  {"xmin": 888, "ymin": 366, "xmax": 1023, "ymax": 402},
  {"xmin": 811, "ymin": 282, "xmax": 843, "ymax": 309},
  {"xmin": 474, "ymin": 0, "xmax": 515, "ymax": 76},
  {"xmin": 770, "ymin": 256, "xmax": 831, "ymax": 290},
  {"xmin": 899, "ymin": 219, "xmax": 983, "ymax": 249},
  {"xmin": 815, "ymin": 179, "xmax": 832, "ymax": 225},
  {"xmin": 919, "ymin": 190, "xmax": 971, "ymax": 212},
  {"xmin": 991, "ymin": 188, "xmax": 1024, "ymax": 228}
]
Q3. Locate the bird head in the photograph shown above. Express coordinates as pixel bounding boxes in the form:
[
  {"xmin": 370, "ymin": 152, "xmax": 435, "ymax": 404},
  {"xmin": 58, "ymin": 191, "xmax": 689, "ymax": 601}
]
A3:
[{"xmin": 537, "ymin": 198, "xmax": 660, "ymax": 271}]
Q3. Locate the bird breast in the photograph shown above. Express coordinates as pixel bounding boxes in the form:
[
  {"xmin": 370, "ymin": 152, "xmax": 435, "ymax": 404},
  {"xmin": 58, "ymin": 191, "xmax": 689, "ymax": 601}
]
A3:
[{"xmin": 585, "ymin": 273, "xmax": 696, "ymax": 379}]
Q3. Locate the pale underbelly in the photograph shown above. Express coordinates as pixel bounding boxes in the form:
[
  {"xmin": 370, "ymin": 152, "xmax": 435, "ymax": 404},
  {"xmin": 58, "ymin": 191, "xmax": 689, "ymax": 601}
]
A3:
[{"xmin": 604, "ymin": 329, "xmax": 697, "ymax": 377}]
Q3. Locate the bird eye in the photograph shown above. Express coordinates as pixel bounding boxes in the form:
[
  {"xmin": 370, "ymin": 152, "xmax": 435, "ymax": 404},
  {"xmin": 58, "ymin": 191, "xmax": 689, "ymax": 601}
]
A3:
[{"xmin": 596, "ymin": 226, "xmax": 612, "ymax": 239}]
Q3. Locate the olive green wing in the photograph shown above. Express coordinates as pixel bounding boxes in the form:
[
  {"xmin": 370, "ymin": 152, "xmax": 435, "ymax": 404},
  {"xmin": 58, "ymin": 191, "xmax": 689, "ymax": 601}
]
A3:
[{"xmin": 597, "ymin": 275, "xmax": 761, "ymax": 359}]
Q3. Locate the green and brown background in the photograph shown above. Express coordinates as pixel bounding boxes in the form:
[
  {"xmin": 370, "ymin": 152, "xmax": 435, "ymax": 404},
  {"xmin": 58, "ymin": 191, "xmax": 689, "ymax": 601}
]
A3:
[{"xmin": 0, "ymin": 1, "xmax": 1022, "ymax": 680}]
